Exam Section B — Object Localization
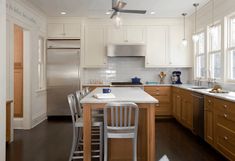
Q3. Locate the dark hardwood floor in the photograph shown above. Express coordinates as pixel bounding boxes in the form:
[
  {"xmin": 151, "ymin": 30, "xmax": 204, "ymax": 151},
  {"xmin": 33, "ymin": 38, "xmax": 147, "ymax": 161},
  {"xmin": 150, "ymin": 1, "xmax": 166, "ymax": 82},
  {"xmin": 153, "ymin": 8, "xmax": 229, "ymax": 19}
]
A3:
[{"xmin": 6, "ymin": 119, "xmax": 227, "ymax": 161}]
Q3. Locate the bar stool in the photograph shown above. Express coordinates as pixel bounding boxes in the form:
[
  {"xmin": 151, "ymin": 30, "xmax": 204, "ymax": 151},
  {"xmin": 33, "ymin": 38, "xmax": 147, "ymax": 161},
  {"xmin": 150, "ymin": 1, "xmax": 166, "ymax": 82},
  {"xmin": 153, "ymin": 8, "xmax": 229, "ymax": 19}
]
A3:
[
  {"xmin": 67, "ymin": 94, "xmax": 103, "ymax": 161},
  {"xmin": 103, "ymin": 102, "xmax": 139, "ymax": 161}
]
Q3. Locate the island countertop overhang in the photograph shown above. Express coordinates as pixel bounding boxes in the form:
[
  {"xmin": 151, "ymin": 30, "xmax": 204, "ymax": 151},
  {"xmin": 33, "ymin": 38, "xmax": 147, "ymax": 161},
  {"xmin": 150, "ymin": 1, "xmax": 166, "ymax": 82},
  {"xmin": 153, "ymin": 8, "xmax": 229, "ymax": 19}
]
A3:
[{"xmin": 80, "ymin": 87, "xmax": 159, "ymax": 104}]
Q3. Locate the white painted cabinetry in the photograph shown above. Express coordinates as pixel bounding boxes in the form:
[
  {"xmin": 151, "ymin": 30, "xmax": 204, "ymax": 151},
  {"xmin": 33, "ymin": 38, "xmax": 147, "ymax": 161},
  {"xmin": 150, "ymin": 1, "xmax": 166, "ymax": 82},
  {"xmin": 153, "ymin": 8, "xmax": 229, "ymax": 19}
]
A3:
[
  {"xmin": 145, "ymin": 26, "xmax": 169, "ymax": 67},
  {"xmin": 107, "ymin": 26, "xmax": 145, "ymax": 43},
  {"xmin": 48, "ymin": 23, "xmax": 81, "ymax": 38},
  {"xmin": 83, "ymin": 25, "xmax": 106, "ymax": 68},
  {"xmin": 168, "ymin": 25, "xmax": 191, "ymax": 67}
]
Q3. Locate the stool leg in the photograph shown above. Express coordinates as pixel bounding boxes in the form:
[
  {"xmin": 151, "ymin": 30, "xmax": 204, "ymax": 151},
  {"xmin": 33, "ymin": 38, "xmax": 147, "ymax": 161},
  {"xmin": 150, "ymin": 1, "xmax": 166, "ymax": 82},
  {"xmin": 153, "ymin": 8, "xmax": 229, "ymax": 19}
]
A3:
[
  {"xmin": 69, "ymin": 127, "xmax": 78, "ymax": 161},
  {"xmin": 104, "ymin": 134, "xmax": 108, "ymax": 161},
  {"xmin": 133, "ymin": 138, "xmax": 137, "ymax": 161},
  {"xmin": 99, "ymin": 125, "xmax": 103, "ymax": 161}
]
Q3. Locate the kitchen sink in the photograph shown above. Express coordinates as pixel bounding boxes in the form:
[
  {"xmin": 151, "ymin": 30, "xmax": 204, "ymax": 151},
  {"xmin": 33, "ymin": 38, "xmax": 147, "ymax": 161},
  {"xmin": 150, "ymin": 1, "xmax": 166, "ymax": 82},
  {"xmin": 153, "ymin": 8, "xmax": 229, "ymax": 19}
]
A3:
[{"xmin": 190, "ymin": 86, "xmax": 209, "ymax": 89}]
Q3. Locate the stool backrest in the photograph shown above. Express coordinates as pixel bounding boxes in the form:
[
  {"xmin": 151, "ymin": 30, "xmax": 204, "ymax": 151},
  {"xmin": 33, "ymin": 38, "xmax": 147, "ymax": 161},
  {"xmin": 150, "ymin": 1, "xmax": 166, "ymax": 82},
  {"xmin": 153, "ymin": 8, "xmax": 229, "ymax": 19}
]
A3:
[
  {"xmin": 67, "ymin": 94, "xmax": 77, "ymax": 125},
  {"xmin": 75, "ymin": 91, "xmax": 83, "ymax": 117},
  {"xmin": 104, "ymin": 102, "xmax": 139, "ymax": 131}
]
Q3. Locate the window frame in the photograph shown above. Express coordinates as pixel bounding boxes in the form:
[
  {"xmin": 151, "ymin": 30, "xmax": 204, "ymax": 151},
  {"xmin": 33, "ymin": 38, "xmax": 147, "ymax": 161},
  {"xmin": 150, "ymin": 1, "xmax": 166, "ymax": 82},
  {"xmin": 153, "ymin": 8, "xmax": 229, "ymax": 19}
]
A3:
[
  {"xmin": 226, "ymin": 14, "xmax": 235, "ymax": 82},
  {"xmin": 37, "ymin": 36, "xmax": 46, "ymax": 90},
  {"xmin": 194, "ymin": 31, "xmax": 207, "ymax": 80},
  {"xmin": 207, "ymin": 23, "xmax": 223, "ymax": 81}
]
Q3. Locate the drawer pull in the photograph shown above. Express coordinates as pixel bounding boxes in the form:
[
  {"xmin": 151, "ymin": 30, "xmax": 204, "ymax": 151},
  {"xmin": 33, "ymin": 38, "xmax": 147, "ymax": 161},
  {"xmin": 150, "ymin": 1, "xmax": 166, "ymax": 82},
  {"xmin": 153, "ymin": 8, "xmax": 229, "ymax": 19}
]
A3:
[
  {"xmin": 156, "ymin": 93, "xmax": 160, "ymax": 95},
  {"xmin": 224, "ymin": 114, "xmax": 228, "ymax": 118},
  {"xmin": 224, "ymin": 136, "xmax": 228, "ymax": 140},
  {"xmin": 156, "ymin": 104, "xmax": 160, "ymax": 107}
]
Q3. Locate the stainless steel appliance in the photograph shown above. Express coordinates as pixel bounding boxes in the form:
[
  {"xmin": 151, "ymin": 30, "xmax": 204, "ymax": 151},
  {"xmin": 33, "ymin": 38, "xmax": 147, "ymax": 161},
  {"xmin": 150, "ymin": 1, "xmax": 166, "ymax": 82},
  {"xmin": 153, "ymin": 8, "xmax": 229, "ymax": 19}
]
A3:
[
  {"xmin": 47, "ymin": 39, "xmax": 80, "ymax": 116},
  {"xmin": 192, "ymin": 92, "xmax": 204, "ymax": 139},
  {"xmin": 107, "ymin": 43, "xmax": 146, "ymax": 57}
]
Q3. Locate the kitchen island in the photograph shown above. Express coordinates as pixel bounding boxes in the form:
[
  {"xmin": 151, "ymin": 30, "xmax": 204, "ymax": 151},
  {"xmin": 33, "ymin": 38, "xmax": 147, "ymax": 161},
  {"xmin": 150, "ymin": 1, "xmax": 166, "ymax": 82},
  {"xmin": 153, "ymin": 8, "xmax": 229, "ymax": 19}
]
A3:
[{"xmin": 80, "ymin": 87, "xmax": 158, "ymax": 161}]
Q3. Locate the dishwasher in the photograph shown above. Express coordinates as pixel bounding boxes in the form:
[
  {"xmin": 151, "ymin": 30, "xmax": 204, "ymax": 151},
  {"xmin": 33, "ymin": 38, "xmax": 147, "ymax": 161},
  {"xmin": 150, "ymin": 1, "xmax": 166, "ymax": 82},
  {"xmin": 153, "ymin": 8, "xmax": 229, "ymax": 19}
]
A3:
[{"xmin": 192, "ymin": 92, "xmax": 204, "ymax": 139}]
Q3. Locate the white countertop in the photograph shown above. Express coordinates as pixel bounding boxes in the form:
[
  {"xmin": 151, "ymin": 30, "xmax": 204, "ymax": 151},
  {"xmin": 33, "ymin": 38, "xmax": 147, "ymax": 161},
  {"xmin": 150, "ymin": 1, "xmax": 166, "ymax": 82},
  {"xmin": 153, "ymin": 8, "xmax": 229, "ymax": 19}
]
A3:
[
  {"xmin": 80, "ymin": 87, "xmax": 159, "ymax": 104},
  {"xmin": 174, "ymin": 84, "xmax": 235, "ymax": 103}
]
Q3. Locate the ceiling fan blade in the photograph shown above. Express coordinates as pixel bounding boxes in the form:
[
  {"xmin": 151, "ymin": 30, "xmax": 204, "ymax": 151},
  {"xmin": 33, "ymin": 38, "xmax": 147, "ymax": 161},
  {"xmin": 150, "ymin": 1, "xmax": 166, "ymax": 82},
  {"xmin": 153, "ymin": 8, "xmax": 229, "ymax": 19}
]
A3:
[
  {"xmin": 110, "ymin": 11, "xmax": 117, "ymax": 19},
  {"xmin": 112, "ymin": 0, "xmax": 126, "ymax": 10},
  {"xmin": 118, "ymin": 9, "xmax": 147, "ymax": 14}
]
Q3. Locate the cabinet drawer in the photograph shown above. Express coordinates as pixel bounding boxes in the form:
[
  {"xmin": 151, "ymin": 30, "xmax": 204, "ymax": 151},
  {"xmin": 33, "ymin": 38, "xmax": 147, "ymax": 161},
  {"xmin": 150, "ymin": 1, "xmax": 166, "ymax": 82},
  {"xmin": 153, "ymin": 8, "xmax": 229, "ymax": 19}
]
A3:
[
  {"xmin": 205, "ymin": 96, "xmax": 214, "ymax": 111},
  {"xmin": 215, "ymin": 110, "xmax": 235, "ymax": 132},
  {"xmin": 144, "ymin": 86, "xmax": 171, "ymax": 96},
  {"xmin": 216, "ymin": 124, "xmax": 235, "ymax": 160},
  {"xmin": 214, "ymin": 98, "xmax": 235, "ymax": 114},
  {"xmin": 155, "ymin": 103, "xmax": 172, "ymax": 116},
  {"xmin": 152, "ymin": 95, "xmax": 170, "ymax": 103}
]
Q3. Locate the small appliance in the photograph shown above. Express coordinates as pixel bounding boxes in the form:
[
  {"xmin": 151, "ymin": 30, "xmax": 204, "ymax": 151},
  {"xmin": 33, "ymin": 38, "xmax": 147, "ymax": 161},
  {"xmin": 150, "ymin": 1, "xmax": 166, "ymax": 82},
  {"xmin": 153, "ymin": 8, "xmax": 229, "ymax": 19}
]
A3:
[{"xmin": 171, "ymin": 71, "xmax": 182, "ymax": 84}]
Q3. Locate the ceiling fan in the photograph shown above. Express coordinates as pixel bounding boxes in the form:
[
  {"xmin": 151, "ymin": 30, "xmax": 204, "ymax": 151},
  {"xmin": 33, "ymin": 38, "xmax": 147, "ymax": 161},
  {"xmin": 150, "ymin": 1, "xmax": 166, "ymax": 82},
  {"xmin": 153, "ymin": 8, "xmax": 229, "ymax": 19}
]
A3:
[{"xmin": 110, "ymin": 0, "xmax": 147, "ymax": 19}]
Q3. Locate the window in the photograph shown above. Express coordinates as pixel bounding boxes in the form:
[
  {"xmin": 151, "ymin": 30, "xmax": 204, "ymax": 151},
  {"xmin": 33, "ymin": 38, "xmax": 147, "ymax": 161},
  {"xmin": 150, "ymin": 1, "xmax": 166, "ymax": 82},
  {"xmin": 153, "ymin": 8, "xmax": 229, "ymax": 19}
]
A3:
[
  {"xmin": 208, "ymin": 24, "xmax": 222, "ymax": 79},
  {"xmin": 195, "ymin": 32, "xmax": 206, "ymax": 78},
  {"xmin": 227, "ymin": 16, "xmax": 235, "ymax": 80},
  {"xmin": 38, "ymin": 37, "xmax": 46, "ymax": 89}
]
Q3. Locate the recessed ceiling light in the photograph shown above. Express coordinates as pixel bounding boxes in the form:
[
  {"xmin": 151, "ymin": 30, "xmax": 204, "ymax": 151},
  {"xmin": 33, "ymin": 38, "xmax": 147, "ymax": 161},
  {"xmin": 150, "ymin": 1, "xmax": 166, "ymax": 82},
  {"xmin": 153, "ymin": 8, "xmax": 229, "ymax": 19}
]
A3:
[
  {"xmin": 106, "ymin": 10, "xmax": 112, "ymax": 15},
  {"xmin": 150, "ymin": 11, "xmax": 156, "ymax": 15},
  {"xmin": 60, "ymin": 11, "xmax": 67, "ymax": 15}
]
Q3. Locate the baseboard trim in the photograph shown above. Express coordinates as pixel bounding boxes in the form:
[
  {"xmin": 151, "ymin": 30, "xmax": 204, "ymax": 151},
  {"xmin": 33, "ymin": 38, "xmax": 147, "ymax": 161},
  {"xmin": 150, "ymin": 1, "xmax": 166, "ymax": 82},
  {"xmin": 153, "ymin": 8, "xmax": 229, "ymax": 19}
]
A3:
[{"xmin": 32, "ymin": 113, "xmax": 47, "ymax": 128}]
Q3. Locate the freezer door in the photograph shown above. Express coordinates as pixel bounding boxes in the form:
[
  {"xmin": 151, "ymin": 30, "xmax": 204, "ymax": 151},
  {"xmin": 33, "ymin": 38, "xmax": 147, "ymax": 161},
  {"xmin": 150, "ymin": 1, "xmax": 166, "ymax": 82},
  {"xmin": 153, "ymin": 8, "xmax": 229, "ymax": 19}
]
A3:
[{"xmin": 47, "ymin": 49, "xmax": 80, "ymax": 116}]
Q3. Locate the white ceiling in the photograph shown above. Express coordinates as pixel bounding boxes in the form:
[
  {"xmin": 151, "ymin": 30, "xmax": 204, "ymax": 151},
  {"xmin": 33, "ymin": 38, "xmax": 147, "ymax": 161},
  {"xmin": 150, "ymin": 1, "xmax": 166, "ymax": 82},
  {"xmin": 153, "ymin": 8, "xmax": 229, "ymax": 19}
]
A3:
[{"xmin": 26, "ymin": 0, "xmax": 210, "ymax": 18}]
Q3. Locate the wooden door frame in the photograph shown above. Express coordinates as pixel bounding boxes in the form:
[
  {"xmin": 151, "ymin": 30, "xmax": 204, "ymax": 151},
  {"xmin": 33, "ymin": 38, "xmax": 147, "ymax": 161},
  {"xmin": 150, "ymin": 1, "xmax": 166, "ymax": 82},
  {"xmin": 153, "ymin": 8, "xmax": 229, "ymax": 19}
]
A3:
[{"xmin": 0, "ymin": 0, "xmax": 7, "ymax": 160}]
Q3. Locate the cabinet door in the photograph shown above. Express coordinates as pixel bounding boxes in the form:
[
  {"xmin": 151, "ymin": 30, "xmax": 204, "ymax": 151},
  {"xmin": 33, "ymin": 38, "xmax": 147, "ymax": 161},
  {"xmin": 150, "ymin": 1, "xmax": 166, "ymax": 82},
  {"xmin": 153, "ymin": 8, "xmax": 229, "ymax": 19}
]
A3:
[
  {"xmin": 175, "ymin": 94, "xmax": 181, "ymax": 121},
  {"xmin": 107, "ymin": 27, "xmax": 125, "ymax": 43},
  {"xmin": 126, "ymin": 26, "xmax": 145, "ymax": 43},
  {"xmin": 48, "ymin": 23, "xmax": 64, "ymax": 38},
  {"xmin": 181, "ymin": 97, "xmax": 193, "ymax": 129},
  {"xmin": 145, "ymin": 26, "xmax": 168, "ymax": 67},
  {"xmin": 204, "ymin": 97, "xmax": 214, "ymax": 146},
  {"xmin": 64, "ymin": 23, "xmax": 81, "ymax": 38},
  {"xmin": 169, "ymin": 25, "xmax": 192, "ymax": 67},
  {"xmin": 84, "ymin": 26, "xmax": 106, "ymax": 68}
]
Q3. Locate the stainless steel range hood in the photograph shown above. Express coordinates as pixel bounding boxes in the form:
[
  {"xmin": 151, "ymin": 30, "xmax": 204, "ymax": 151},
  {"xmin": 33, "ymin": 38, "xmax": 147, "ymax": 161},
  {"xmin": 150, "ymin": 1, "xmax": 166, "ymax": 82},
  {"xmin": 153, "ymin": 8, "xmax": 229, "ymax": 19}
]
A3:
[{"xmin": 107, "ymin": 43, "xmax": 146, "ymax": 57}]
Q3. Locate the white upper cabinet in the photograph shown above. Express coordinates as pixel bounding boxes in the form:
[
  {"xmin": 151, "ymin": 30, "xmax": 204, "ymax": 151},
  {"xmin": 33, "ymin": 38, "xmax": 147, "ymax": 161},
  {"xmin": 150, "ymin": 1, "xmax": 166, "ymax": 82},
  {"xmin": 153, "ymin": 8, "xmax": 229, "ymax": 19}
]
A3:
[
  {"xmin": 48, "ymin": 23, "xmax": 81, "ymax": 38},
  {"xmin": 83, "ymin": 25, "xmax": 106, "ymax": 68},
  {"xmin": 168, "ymin": 25, "xmax": 191, "ymax": 67},
  {"xmin": 107, "ymin": 26, "xmax": 145, "ymax": 43},
  {"xmin": 145, "ymin": 26, "xmax": 168, "ymax": 67}
]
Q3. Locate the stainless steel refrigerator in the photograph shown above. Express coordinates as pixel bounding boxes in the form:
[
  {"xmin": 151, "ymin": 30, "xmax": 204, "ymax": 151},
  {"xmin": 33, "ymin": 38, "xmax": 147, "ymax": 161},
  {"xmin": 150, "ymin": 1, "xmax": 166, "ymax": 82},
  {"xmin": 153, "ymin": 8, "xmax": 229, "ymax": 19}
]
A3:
[{"xmin": 47, "ymin": 40, "xmax": 80, "ymax": 117}]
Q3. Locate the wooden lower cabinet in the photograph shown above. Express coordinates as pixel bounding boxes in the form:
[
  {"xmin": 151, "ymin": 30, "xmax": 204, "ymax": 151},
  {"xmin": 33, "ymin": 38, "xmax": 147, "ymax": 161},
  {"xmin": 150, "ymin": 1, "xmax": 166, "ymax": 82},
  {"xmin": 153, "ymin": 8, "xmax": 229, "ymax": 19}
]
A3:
[
  {"xmin": 172, "ymin": 87, "xmax": 193, "ymax": 130},
  {"xmin": 204, "ymin": 96, "xmax": 214, "ymax": 146},
  {"xmin": 144, "ymin": 86, "xmax": 171, "ymax": 116},
  {"xmin": 214, "ymin": 98, "xmax": 235, "ymax": 160},
  {"xmin": 6, "ymin": 100, "xmax": 13, "ymax": 143}
]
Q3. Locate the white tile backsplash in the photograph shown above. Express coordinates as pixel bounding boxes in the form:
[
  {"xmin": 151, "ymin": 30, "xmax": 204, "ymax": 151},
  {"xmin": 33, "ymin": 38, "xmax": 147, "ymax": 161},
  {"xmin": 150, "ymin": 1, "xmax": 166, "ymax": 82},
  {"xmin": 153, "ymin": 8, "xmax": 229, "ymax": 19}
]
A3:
[{"xmin": 83, "ymin": 57, "xmax": 192, "ymax": 84}]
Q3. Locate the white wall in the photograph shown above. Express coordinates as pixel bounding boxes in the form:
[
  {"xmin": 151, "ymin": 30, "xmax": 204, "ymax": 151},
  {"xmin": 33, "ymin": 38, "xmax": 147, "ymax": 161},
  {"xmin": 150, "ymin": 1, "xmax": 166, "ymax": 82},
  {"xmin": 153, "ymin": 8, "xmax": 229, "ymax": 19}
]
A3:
[
  {"xmin": 0, "ymin": 0, "xmax": 6, "ymax": 160},
  {"xmin": 6, "ymin": 0, "xmax": 47, "ymax": 129}
]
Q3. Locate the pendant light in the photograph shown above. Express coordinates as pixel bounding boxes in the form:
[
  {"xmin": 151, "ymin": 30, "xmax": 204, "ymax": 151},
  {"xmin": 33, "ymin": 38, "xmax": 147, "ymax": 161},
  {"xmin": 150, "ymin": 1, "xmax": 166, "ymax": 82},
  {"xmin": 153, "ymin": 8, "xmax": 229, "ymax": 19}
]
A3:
[
  {"xmin": 182, "ymin": 13, "xmax": 188, "ymax": 46},
  {"xmin": 192, "ymin": 3, "xmax": 199, "ymax": 42},
  {"xmin": 210, "ymin": 0, "xmax": 216, "ymax": 34}
]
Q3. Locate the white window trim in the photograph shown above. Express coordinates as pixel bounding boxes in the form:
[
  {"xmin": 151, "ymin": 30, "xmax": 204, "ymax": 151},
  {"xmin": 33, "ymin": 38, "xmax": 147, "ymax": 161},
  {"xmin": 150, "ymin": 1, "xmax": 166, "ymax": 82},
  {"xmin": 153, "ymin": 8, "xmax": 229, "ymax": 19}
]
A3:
[
  {"xmin": 37, "ymin": 36, "xmax": 46, "ymax": 91},
  {"xmin": 225, "ymin": 14, "xmax": 235, "ymax": 83},
  {"xmin": 194, "ymin": 32, "xmax": 207, "ymax": 80},
  {"xmin": 207, "ymin": 23, "xmax": 223, "ymax": 81}
]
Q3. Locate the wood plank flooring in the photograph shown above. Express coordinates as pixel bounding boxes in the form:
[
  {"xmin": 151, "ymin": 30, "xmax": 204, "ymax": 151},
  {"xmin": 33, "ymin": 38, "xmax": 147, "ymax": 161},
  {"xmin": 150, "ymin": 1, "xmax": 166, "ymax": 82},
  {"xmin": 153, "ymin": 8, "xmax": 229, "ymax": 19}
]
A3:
[{"xmin": 6, "ymin": 119, "xmax": 227, "ymax": 161}]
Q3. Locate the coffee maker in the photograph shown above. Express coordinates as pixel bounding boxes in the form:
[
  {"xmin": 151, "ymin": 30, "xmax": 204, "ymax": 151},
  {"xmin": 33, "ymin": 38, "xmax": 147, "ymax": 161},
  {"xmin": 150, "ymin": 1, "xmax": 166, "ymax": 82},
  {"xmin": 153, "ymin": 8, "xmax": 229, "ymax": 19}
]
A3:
[{"xmin": 172, "ymin": 71, "xmax": 182, "ymax": 84}]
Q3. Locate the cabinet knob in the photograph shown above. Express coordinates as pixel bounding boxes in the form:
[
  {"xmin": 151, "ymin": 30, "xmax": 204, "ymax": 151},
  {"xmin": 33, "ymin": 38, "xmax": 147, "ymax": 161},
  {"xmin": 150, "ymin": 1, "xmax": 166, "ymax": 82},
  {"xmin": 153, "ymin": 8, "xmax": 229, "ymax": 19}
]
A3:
[
  {"xmin": 224, "ymin": 114, "xmax": 228, "ymax": 118},
  {"xmin": 224, "ymin": 105, "xmax": 228, "ymax": 109},
  {"xmin": 224, "ymin": 136, "xmax": 228, "ymax": 140},
  {"xmin": 208, "ymin": 100, "xmax": 212, "ymax": 103},
  {"xmin": 177, "ymin": 96, "xmax": 180, "ymax": 98},
  {"xmin": 156, "ymin": 104, "xmax": 160, "ymax": 107}
]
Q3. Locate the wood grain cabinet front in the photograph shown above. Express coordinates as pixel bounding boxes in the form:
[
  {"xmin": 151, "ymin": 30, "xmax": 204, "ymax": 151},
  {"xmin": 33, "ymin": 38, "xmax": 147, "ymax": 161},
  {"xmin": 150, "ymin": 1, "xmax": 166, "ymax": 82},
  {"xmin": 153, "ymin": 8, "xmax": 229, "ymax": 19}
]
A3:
[
  {"xmin": 214, "ymin": 98, "xmax": 235, "ymax": 160},
  {"xmin": 204, "ymin": 96, "xmax": 215, "ymax": 146},
  {"xmin": 144, "ymin": 86, "xmax": 172, "ymax": 116}
]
